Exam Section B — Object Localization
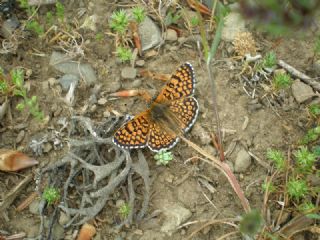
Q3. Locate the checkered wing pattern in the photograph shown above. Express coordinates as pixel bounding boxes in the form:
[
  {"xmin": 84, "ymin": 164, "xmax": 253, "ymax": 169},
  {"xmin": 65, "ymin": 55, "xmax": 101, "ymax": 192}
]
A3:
[
  {"xmin": 147, "ymin": 122, "xmax": 178, "ymax": 152},
  {"xmin": 155, "ymin": 62, "xmax": 195, "ymax": 102}
]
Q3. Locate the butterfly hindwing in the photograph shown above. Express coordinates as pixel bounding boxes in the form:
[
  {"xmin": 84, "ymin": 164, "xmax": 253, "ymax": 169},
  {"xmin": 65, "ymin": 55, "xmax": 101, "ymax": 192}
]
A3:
[
  {"xmin": 147, "ymin": 122, "xmax": 179, "ymax": 152},
  {"xmin": 169, "ymin": 97, "xmax": 199, "ymax": 132}
]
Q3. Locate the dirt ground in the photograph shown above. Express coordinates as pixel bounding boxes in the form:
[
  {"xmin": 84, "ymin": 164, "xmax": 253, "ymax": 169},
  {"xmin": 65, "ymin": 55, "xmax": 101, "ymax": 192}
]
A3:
[{"xmin": 0, "ymin": 1, "xmax": 318, "ymax": 240}]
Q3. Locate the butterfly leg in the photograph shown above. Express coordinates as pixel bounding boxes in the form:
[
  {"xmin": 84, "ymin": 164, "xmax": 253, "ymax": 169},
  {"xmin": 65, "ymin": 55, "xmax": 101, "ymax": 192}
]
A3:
[{"xmin": 110, "ymin": 89, "xmax": 153, "ymax": 102}]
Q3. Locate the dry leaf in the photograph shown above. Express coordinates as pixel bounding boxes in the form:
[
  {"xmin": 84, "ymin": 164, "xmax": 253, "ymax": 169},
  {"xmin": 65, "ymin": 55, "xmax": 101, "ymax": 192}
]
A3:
[
  {"xmin": 77, "ymin": 223, "xmax": 96, "ymax": 240},
  {"xmin": 0, "ymin": 149, "xmax": 38, "ymax": 172}
]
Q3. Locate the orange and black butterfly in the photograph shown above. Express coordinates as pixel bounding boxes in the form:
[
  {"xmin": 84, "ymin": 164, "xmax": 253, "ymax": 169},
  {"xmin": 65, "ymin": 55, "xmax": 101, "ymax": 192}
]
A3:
[{"xmin": 113, "ymin": 62, "xmax": 199, "ymax": 152}]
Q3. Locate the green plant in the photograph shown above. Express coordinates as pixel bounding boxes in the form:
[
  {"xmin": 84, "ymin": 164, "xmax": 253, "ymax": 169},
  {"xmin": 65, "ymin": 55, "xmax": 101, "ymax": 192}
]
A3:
[
  {"xmin": 116, "ymin": 46, "xmax": 132, "ymax": 62},
  {"xmin": 55, "ymin": 1, "xmax": 65, "ymax": 22},
  {"xmin": 262, "ymin": 51, "xmax": 277, "ymax": 68},
  {"xmin": 294, "ymin": 147, "xmax": 316, "ymax": 173},
  {"xmin": 95, "ymin": 32, "xmax": 104, "ymax": 41},
  {"xmin": 262, "ymin": 181, "xmax": 276, "ymax": 193},
  {"xmin": 190, "ymin": 16, "xmax": 200, "ymax": 27},
  {"xmin": 308, "ymin": 104, "xmax": 320, "ymax": 117},
  {"xmin": 154, "ymin": 150, "xmax": 173, "ymax": 165},
  {"xmin": 26, "ymin": 19, "xmax": 44, "ymax": 36},
  {"xmin": 11, "ymin": 69, "xmax": 44, "ymax": 120},
  {"xmin": 118, "ymin": 203, "xmax": 131, "ymax": 219},
  {"xmin": 132, "ymin": 6, "xmax": 145, "ymax": 24},
  {"xmin": 46, "ymin": 11, "xmax": 54, "ymax": 25},
  {"xmin": 301, "ymin": 125, "xmax": 320, "ymax": 144},
  {"xmin": 287, "ymin": 179, "xmax": 308, "ymax": 200},
  {"xmin": 110, "ymin": 9, "xmax": 129, "ymax": 34},
  {"xmin": 298, "ymin": 201, "xmax": 316, "ymax": 214},
  {"xmin": 19, "ymin": 0, "xmax": 37, "ymax": 16},
  {"xmin": 239, "ymin": 210, "xmax": 263, "ymax": 238},
  {"xmin": 266, "ymin": 149, "xmax": 286, "ymax": 170},
  {"xmin": 272, "ymin": 72, "xmax": 293, "ymax": 90},
  {"xmin": 164, "ymin": 10, "xmax": 181, "ymax": 26},
  {"xmin": 43, "ymin": 187, "xmax": 60, "ymax": 205}
]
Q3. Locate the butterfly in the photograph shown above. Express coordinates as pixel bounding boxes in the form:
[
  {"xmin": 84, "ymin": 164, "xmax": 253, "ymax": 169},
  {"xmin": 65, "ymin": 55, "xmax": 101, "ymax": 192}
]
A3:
[{"xmin": 113, "ymin": 62, "xmax": 199, "ymax": 152}]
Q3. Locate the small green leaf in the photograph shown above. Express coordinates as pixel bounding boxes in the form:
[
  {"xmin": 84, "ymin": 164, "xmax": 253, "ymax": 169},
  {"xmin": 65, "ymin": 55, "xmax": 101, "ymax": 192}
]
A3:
[{"xmin": 16, "ymin": 102, "xmax": 25, "ymax": 111}]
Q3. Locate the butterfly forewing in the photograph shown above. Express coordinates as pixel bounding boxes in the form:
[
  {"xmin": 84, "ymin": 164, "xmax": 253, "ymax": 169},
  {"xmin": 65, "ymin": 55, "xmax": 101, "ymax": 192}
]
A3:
[
  {"xmin": 169, "ymin": 97, "xmax": 199, "ymax": 132},
  {"xmin": 113, "ymin": 111, "xmax": 150, "ymax": 149},
  {"xmin": 155, "ymin": 62, "xmax": 195, "ymax": 102}
]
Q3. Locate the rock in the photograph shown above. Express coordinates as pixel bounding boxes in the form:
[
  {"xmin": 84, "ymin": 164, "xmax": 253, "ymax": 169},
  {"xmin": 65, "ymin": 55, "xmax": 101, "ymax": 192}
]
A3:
[
  {"xmin": 26, "ymin": 224, "xmax": 40, "ymax": 238},
  {"xmin": 121, "ymin": 67, "xmax": 137, "ymax": 80},
  {"xmin": 43, "ymin": 142, "xmax": 53, "ymax": 153},
  {"xmin": 80, "ymin": 14, "xmax": 98, "ymax": 31},
  {"xmin": 105, "ymin": 81, "xmax": 121, "ymax": 93},
  {"xmin": 221, "ymin": 12, "xmax": 246, "ymax": 42},
  {"xmin": 52, "ymin": 223, "xmax": 64, "ymax": 240},
  {"xmin": 225, "ymin": 160, "xmax": 234, "ymax": 172},
  {"xmin": 139, "ymin": 16, "xmax": 162, "ymax": 51},
  {"xmin": 191, "ymin": 123, "xmax": 211, "ymax": 145},
  {"xmin": 165, "ymin": 29, "xmax": 178, "ymax": 41},
  {"xmin": 0, "ymin": 100, "xmax": 9, "ymax": 121},
  {"xmin": 97, "ymin": 97, "xmax": 108, "ymax": 105},
  {"xmin": 234, "ymin": 149, "xmax": 251, "ymax": 173},
  {"xmin": 136, "ymin": 60, "xmax": 145, "ymax": 67},
  {"xmin": 273, "ymin": 68, "xmax": 286, "ymax": 76},
  {"xmin": 16, "ymin": 130, "xmax": 25, "ymax": 144},
  {"xmin": 29, "ymin": 199, "xmax": 40, "ymax": 215},
  {"xmin": 311, "ymin": 59, "xmax": 320, "ymax": 75},
  {"xmin": 116, "ymin": 199, "xmax": 125, "ymax": 208},
  {"xmin": 59, "ymin": 211, "xmax": 70, "ymax": 226},
  {"xmin": 48, "ymin": 77, "xmax": 58, "ymax": 87},
  {"xmin": 291, "ymin": 80, "xmax": 316, "ymax": 103},
  {"xmin": 123, "ymin": 79, "xmax": 142, "ymax": 89},
  {"xmin": 59, "ymin": 74, "xmax": 79, "ymax": 91},
  {"xmin": 1, "ymin": 17, "xmax": 20, "ymax": 39},
  {"xmin": 203, "ymin": 145, "xmax": 217, "ymax": 156},
  {"xmin": 49, "ymin": 51, "xmax": 97, "ymax": 85},
  {"xmin": 160, "ymin": 203, "xmax": 192, "ymax": 235}
]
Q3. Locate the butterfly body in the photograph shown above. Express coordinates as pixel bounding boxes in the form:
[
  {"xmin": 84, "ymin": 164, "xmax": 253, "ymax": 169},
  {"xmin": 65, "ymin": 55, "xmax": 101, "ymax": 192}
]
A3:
[{"xmin": 113, "ymin": 62, "xmax": 199, "ymax": 152}]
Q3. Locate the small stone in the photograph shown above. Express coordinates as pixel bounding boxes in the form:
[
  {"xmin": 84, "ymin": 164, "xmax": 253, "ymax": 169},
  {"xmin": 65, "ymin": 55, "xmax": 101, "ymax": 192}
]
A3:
[
  {"xmin": 222, "ymin": 12, "xmax": 246, "ymax": 42},
  {"xmin": 27, "ymin": 224, "xmax": 39, "ymax": 238},
  {"xmin": 160, "ymin": 203, "xmax": 192, "ymax": 235},
  {"xmin": 165, "ymin": 29, "xmax": 178, "ymax": 41},
  {"xmin": 52, "ymin": 224, "xmax": 64, "ymax": 240},
  {"xmin": 273, "ymin": 68, "xmax": 286, "ymax": 76},
  {"xmin": 234, "ymin": 149, "xmax": 251, "ymax": 173},
  {"xmin": 29, "ymin": 199, "xmax": 40, "ymax": 215},
  {"xmin": 103, "ymin": 110, "xmax": 111, "ymax": 118},
  {"xmin": 123, "ymin": 79, "xmax": 142, "ymax": 89},
  {"xmin": 138, "ymin": 16, "xmax": 162, "ymax": 51},
  {"xmin": 311, "ymin": 59, "xmax": 320, "ymax": 75},
  {"xmin": 59, "ymin": 211, "xmax": 70, "ymax": 226},
  {"xmin": 121, "ymin": 67, "xmax": 137, "ymax": 80},
  {"xmin": 1, "ymin": 18, "xmax": 20, "ymax": 39},
  {"xmin": 225, "ymin": 160, "xmax": 234, "ymax": 172},
  {"xmin": 292, "ymin": 80, "xmax": 316, "ymax": 103},
  {"xmin": 97, "ymin": 97, "xmax": 108, "ymax": 105},
  {"xmin": 116, "ymin": 199, "xmax": 125, "ymax": 208},
  {"xmin": 48, "ymin": 77, "xmax": 58, "ymax": 87},
  {"xmin": 203, "ymin": 145, "xmax": 217, "ymax": 156},
  {"xmin": 105, "ymin": 81, "xmax": 121, "ymax": 93},
  {"xmin": 59, "ymin": 74, "xmax": 80, "ymax": 91},
  {"xmin": 248, "ymin": 103, "xmax": 262, "ymax": 112},
  {"xmin": 16, "ymin": 130, "xmax": 25, "ymax": 144},
  {"xmin": 136, "ymin": 60, "xmax": 145, "ymax": 67},
  {"xmin": 43, "ymin": 142, "xmax": 53, "ymax": 153}
]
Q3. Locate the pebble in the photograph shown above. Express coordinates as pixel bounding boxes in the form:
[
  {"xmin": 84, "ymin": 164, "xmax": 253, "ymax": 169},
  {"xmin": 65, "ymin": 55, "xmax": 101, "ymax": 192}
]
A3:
[
  {"xmin": 43, "ymin": 142, "xmax": 53, "ymax": 153},
  {"xmin": 221, "ymin": 12, "xmax": 246, "ymax": 42},
  {"xmin": 1, "ymin": 18, "xmax": 20, "ymax": 39},
  {"xmin": 115, "ymin": 199, "xmax": 125, "ymax": 208},
  {"xmin": 234, "ymin": 149, "xmax": 251, "ymax": 173},
  {"xmin": 123, "ymin": 79, "xmax": 142, "ymax": 89},
  {"xmin": 29, "ymin": 199, "xmax": 40, "ymax": 215},
  {"xmin": 59, "ymin": 74, "xmax": 80, "ymax": 91},
  {"xmin": 291, "ymin": 80, "xmax": 316, "ymax": 103},
  {"xmin": 50, "ymin": 51, "xmax": 97, "ymax": 85},
  {"xmin": 203, "ymin": 145, "xmax": 217, "ymax": 156},
  {"xmin": 48, "ymin": 77, "xmax": 58, "ymax": 87},
  {"xmin": 97, "ymin": 97, "xmax": 108, "ymax": 105},
  {"xmin": 52, "ymin": 223, "xmax": 64, "ymax": 240},
  {"xmin": 136, "ymin": 59, "xmax": 145, "ymax": 67},
  {"xmin": 16, "ymin": 130, "xmax": 25, "ymax": 144},
  {"xmin": 311, "ymin": 59, "xmax": 320, "ymax": 75},
  {"xmin": 160, "ymin": 203, "xmax": 192, "ymax": 236},
  {"xmin": 138, "ymin": 16, "xmax": 162, "ymax": 51},
  {"xmin": 165, "ymin": 29, "xmax": 178, "ymax": 41},
  {"xmin": 121, "ymin": 67, "xmax": 137, "ymax": 80},
  {"xmin": 59, "ymin": 211, "xmax": 70, "ymax": 226},
  {"xmin": 103, "ymin": 110, "xmax": 111, "ymax": 118},
  {"xmin": 273, "ymin": 68, "xmax": 286, "ymax": 76},
  {"xmin": 248, "ymin": 103, "xmax": 263, "ymax": 112},
  {"xmin": 105, "ymin": 81, "xmax": 121, "ymax": 93}
]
